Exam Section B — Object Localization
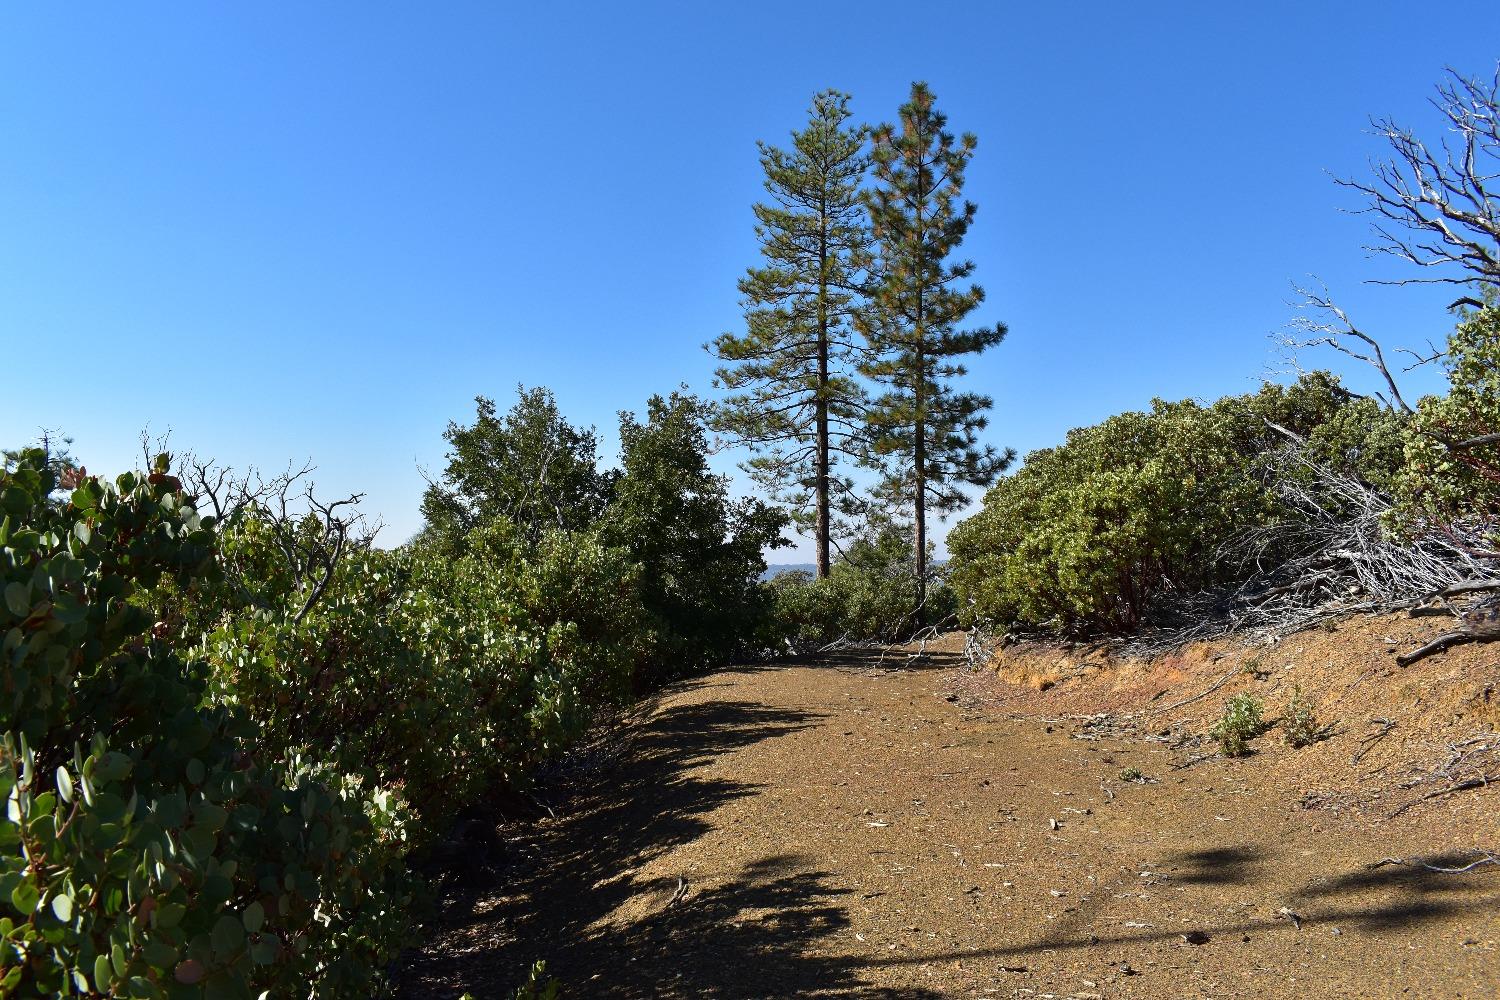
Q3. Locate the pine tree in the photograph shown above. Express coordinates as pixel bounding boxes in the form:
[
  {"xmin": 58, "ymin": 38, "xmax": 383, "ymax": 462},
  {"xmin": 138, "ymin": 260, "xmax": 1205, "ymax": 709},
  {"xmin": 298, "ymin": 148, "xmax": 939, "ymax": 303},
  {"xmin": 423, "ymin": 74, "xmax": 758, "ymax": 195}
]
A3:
[
  {"xmin": 710, "ymin": 90, "xmax": 872, "ymax": 578},
  {"xmin": 860, "ymin": 82, "xmax": 1014, "ymax": 620}
]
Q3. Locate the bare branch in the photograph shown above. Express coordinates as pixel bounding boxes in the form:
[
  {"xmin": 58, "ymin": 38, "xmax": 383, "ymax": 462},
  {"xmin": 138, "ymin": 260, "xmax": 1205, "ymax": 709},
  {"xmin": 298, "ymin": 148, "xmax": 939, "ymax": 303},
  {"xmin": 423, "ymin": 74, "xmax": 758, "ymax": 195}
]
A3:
[
  {"xmin": 1335, "ymin": 65, "xmax": 1500, "ymax": 289},
  {"xmin": 1283, "ymin": 282, "xmax": 1416, "ymax": 413}
]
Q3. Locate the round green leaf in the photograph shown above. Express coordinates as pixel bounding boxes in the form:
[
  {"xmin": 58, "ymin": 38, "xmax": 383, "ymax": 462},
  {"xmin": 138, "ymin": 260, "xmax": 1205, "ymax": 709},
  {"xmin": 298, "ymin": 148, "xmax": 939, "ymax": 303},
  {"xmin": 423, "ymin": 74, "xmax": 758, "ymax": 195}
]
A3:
[
  {"xmin": 211, "ymin": 913, "xmax": 244, "ymax": 958},
  {"xmin": 173, "ymin": 960, "xmax": 205, "ymax": 985},
  {"xmin": 10, "ymin": 880, "xmax": 38, "ymax": 915},
  {"xmin": 3, "ymin": 582, "xmax": 29, "ymax": 618}
]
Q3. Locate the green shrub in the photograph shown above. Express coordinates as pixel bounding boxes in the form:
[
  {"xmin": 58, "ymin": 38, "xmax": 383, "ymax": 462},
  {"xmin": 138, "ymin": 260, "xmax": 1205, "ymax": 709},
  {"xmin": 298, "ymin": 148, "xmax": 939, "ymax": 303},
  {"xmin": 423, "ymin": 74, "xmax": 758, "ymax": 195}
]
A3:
[
  {"xmin": 409, "ymin": 521, "xmax": 647, "ymax": 782},
  {"xmin": 603, "ymin": 392, "xmax": 787, "ymax": 683},
  {"xmin": 419, "ymin": 386, "xmax": 614, "ymax": 549},
  {"xmin": 948, "ymin": 374, "xmax": 1399, "ymax": 635},
  {"xmin": 1398, "ymin": 304, "xmax": 1500, "ymax": 540},
  {"xmin": 1210, "ymin": 693, "xmax": 1265, "ymax": 757},
  {"xmin": 198, "ymin": 515, "xmax": 647, "ymax": 827},
  {"xmin": 0, "ymin": 451, "xmax": 412, "ymax": 998},
  {"xmin": 767, "ymin": 519, "xmax": 951, "ymax": 652},
  {"xmin": 1282, "ymin": 685, "xmax": 1321, "ymax": 748}
]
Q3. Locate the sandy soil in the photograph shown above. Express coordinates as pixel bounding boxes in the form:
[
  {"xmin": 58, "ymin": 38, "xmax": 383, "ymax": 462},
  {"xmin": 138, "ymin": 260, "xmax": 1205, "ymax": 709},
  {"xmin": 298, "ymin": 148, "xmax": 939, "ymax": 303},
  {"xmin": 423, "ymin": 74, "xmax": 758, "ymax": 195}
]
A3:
[{"xmin": 397, "ymin": 621, "xmax": 1500, "ymax": 998}]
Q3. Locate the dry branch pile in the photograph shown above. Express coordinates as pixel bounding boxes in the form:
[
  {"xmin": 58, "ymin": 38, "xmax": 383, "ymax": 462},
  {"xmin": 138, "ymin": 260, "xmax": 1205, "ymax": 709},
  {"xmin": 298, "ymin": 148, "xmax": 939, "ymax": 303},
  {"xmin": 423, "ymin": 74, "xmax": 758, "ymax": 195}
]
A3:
[{"xmin": 1121, "ymin": 447, "xmax": 1500, "ymax": 661}]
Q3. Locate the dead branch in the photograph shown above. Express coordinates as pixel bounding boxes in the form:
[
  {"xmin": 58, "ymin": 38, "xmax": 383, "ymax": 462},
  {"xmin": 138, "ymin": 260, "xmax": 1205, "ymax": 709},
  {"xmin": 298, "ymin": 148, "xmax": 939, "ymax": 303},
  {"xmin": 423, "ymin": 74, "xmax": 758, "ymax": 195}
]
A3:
[
  {"xmin": 1285, "ymin": 283, "xmax": 1415, "ymax": 413},
  {"xmin": 176, "ymin": 451, "xmax": 379, "ymax": 623},
  {"xmin": 1350, "ymin": 717, "xmax": 1396, "ymax": 765},
  {"xmin": 1419, "ymin": 579, "xmax": 1500, "ymax": 601},
  {"xmin": 1152, "ymin": 664, "xmax": 1242, "ymax": 716},
  {"xmin": 1124, "ymin": 444, "xmax": 1500, "ymax": 658},
  {"xmin": 1450, "ymin": 431, "xmax": 1500, "ymax": 451},
  {"xmin": 1335, "ymin": 66, "xmax": 1500, "ymax": 290},
  {"xmin": 1368, "ymin": 851, "xmax": 1500, "ymax": 874},
  {"xmin": 1388, "ymin": 774, "xmax": 1497, "ymax": 818},
  {"xmin": 1396, "ymin": 614, "xmax": 1500, "ymax": 667},
  {"xmin": 1171, "ymin": 751, "xmax": 1219, "ymax": 771},
  {"xmin": 1387, "ymin": 734, "xmax": 1500, "ymax": 817}
]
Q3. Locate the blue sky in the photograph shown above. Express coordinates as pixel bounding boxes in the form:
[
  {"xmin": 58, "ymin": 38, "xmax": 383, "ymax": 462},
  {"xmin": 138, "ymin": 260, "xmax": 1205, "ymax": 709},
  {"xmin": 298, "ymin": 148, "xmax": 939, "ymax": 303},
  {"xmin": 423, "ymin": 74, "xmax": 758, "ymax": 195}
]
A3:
[{"xmin": 3, "ymin": 3, "xmax": 1496, "ymax": 557}]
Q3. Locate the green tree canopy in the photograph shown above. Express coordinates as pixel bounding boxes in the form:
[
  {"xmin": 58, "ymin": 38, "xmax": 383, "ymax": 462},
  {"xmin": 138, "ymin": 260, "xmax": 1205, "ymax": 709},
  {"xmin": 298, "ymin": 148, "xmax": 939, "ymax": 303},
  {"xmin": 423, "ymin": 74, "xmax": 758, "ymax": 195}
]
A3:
[
  {"xmin": 604, "ymin": 392, "xmax": 788, "ymax": 682},
  {"xmin": 710, "ymin": 89, "xmax": 873, "ymax": 577},
  {"xmin": 420, "ymin": 385, "xmax": 611, "ymax": 548},
  {"xmin": 860, "ymin": 81, "xmax": 1013, "ymax": 618}
]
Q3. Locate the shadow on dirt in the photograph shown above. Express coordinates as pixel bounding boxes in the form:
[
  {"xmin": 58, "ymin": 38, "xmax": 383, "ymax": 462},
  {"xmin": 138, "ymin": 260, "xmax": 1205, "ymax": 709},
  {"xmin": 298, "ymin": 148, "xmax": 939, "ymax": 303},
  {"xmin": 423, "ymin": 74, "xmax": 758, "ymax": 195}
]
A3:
[
  {"xmin": 866, "ymin": 841, "xmax": 1500, "ymax": 971},
  {"xmin": 1160, "ymin": 844, "xmax": 1263, "ymax": 886},
  {"xmin": 397, "ymin": 682, "xmax": 942, "ymax": 998}
]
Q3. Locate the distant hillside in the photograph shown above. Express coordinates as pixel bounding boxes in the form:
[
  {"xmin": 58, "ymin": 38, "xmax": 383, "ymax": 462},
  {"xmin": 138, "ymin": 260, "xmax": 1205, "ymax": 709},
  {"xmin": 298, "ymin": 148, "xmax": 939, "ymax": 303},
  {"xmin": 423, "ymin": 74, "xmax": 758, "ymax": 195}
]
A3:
[{"xmin": 762, "ymin": 560, "xmax": 948, "ymax": 581}]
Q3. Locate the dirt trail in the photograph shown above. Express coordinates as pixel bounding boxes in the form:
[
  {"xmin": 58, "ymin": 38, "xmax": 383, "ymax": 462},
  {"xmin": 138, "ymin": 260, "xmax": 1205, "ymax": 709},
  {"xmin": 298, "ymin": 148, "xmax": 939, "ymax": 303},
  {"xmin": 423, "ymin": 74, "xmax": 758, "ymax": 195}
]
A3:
[{"xmin": 400, "ymin": 647, "xmax": 1500, "ymax": 998}]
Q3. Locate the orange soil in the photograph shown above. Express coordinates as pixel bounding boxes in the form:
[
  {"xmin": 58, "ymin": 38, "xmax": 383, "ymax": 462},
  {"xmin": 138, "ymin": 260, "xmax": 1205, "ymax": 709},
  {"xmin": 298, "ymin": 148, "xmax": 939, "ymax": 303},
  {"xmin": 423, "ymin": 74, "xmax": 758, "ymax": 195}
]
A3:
[{"xmin": 398, "ymin": 615, "xmax": 1500, "ymax": 998}]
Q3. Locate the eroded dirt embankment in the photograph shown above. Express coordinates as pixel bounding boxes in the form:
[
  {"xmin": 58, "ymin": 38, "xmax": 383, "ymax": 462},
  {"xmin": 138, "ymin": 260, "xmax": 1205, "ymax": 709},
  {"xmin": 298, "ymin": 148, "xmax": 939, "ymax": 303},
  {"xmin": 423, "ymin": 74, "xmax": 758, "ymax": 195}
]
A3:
[{"xmin": 399, "ymin": 617, "xmax": 1500, "ymax": 999}]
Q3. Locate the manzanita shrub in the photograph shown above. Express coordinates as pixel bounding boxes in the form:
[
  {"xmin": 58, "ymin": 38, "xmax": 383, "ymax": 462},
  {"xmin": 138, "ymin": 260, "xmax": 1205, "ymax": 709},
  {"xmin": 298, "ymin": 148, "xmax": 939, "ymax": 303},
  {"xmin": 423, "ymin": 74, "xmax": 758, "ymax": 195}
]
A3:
[
  {"xmin": 0, "ymin": 451, "xmax": 413, "ymax": 998},
  {"xmin": 948, "ymin": 374, "xmax": 1405, "ymax": 635},
  {"xmin": 195, "ymin": 516, "xmax": 647, "ymax": 828},
  {"xmin": 1399, "ymin": 304, "xmax": 1500, "ymax": 541},
  {"xmin": 2, "ymin": 392, "xmax": 781, "ymax": 996}
]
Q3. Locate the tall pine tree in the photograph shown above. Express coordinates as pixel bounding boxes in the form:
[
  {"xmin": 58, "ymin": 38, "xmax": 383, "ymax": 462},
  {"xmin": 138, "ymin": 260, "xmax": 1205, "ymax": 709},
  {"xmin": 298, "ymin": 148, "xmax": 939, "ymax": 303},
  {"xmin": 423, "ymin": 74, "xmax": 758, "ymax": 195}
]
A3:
[
  {"xmin": 860, "ymin": 82, "xmax": 1014, "ymax": 619},
  {"xmin": 709, "ymin": 90, "xmax": 872, "ymax": 578}
]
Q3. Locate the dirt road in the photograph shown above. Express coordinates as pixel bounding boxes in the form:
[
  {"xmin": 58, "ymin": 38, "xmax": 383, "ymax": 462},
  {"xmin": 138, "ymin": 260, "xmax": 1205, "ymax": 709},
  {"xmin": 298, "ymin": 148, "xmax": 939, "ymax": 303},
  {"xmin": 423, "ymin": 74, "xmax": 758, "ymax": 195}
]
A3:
[{"xmin": 399, "ymin": 651, "xmax": 1500, "ymax": 998}]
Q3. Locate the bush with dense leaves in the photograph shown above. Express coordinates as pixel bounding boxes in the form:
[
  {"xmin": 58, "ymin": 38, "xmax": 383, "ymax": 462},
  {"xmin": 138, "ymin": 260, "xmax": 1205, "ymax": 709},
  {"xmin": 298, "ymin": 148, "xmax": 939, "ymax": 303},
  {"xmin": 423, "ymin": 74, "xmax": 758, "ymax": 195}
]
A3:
[
  {"xmin": 600, "ymin": 392, "xmax": 787, "ymax": 685},
  {"xmin": 948, "ymin": 374, "xmax": 1404, "ymax": 635},
  {"xmin": 1, "ymin": 387, "xmax": 789, "ymax": 996},
  {"xmin": 767, "ymin": 519, "xmax": 952, "ymax": 653},
  {"xmin": 199, "ymin": 517, "xmax": 646, "ymax": 826},
  {"xmin": 1398, "ymin": 305, "xmax": 1500, "ymax": 543},
  {"xmin": 0, "ymin": 452, "xmax": 412, "ymax": 999},
  {"xmin": 1211, "ymin": 693, "xmax": 1264, "ymax": 757}
]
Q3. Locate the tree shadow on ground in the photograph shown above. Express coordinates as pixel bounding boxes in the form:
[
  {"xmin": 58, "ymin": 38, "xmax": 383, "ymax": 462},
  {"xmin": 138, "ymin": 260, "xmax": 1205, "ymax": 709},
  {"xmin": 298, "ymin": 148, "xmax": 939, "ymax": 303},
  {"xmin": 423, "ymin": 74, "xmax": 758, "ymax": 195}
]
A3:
[
  {"xmin": 865, "ymin": 841, "xmax": 1500, "ymax": 972},
  {"xmin": 396, "ymin": 685, "xmax": 943, "ymax": 998},
  {"xmin": 1157, "ymin": 844, "xmax": 1263, "ymax": 886}
]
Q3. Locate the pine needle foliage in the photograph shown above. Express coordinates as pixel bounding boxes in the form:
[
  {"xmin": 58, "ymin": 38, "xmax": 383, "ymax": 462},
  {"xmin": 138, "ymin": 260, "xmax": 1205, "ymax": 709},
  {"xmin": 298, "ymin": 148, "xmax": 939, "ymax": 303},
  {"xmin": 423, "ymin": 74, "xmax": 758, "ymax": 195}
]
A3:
[
  {"xmin": 860, "ymin": 81, "xmax": 1013, "ymax": 617},
  {"xmin": 710, "ymin": 90, "xmax": 873, "ymax": 577}
]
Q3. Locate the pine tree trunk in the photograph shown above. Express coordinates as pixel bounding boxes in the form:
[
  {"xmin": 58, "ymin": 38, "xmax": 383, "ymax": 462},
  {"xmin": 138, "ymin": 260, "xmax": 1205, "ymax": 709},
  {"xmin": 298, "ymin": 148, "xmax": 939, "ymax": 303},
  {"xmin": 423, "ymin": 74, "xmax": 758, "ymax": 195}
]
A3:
[
  {"xmin": 914, "ymin": 377, "xmax": 927, "ymax": 627},
  {"xmin": 815, "ymin": 380, "xmax": 831, "ymax": 578},
  {"xmin": 913, "ymin": 285, "xmax": 928, "ymax": 626},
  {"xmin": 815, "ymin": 217, "xmax": 832, "ymax": 579},
  {"xmin": 912, "ymin": 151, "xmax": 929, "ymax": 628}
]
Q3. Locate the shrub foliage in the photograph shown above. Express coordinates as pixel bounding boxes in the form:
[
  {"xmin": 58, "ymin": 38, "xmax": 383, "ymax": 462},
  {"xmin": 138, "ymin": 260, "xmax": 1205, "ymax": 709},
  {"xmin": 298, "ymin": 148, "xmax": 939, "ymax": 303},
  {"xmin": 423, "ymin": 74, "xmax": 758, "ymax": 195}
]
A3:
[
  {"xmin": 948, "ymin": 374, "xmax": 1404, "ymax": 634},
  {"xmin": 1, "ymin": 386, "xmax": 786, "ymax": 996},
  {"xmin": 1, "ymin": 453, "xmax": 412, "ymax": 998}
]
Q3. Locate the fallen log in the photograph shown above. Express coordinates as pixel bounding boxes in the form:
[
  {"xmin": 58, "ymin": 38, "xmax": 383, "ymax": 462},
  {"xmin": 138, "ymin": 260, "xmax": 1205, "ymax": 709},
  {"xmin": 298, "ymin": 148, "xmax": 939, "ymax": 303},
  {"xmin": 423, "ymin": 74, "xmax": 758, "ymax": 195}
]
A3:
[{"xmin": 1397, "ymin": 618, "xmax": 1500, "ymax": 667}]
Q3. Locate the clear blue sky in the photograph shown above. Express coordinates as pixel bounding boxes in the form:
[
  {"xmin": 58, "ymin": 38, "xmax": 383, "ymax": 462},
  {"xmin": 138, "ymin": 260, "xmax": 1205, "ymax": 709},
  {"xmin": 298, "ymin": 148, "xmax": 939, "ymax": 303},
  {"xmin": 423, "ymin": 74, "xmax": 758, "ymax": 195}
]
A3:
[{"xmin": 3, "ymin": 3, "xmax": 1496, "ymax": 556}]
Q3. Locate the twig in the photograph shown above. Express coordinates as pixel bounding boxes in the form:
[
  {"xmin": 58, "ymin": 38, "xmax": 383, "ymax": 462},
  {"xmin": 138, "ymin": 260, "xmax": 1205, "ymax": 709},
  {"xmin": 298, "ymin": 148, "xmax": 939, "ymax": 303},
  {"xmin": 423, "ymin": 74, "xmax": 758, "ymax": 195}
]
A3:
[
  {"xmin": 1153, "ymin": 665, "xmax": 1241, "ymax": 716},
  {"xmin": 1368, "ymin": 851, "xmax": 1500, "ymax": 874},
  {"xmin": 1397, "ymin": 617, "xmax": 1500, "ymax": 667},
  {"xmin": 1350, "ymin": 717, "xmax": 1396, "ymax": 765},
  {"xmin": 1171, "ymin": 752, "xmax": 1219, "ymax": 771}
]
